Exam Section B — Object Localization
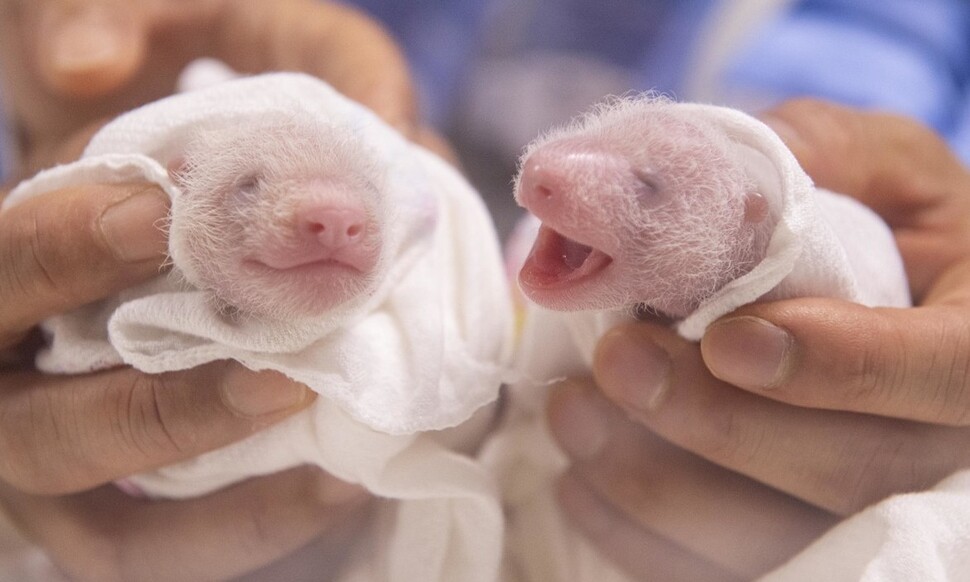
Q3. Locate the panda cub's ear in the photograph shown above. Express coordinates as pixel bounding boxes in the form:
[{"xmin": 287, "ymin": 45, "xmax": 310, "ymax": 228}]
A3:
[
  {"xmin": 167, "ymin": 155, "xmax": 187, "ymax": 183},
  {"xmin": 734, "ymin": 141, "xmax": 781, "ymax": 225},
  {"xmin": 165, "ymin": 154, "xmax": 188, "ymax": 188},
  {"xmin": 744, "ymin": 192, "xmax": 768, "ymax": 224}
]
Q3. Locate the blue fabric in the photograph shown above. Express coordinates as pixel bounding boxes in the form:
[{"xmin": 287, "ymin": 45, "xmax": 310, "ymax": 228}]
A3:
[
  {"xmin": 347, "ymin": 0, "xmax": 490, "ymax": 127},
  {"xmin": 491, "ymin": 0, "xmax": 672, "ymax": 70},
  {"xmin": 6, "ymin": 1, "xmax": 970, "ymax": 180},
  {"xmin": 949, "ymin": 93, "xmax": 970, "ymax": 163},
  {"xmin": 350, "ymin": 0, "xmax": 719, "ymax": 124},
  {"xmin": 0, "ymin": 1, "xmax": 492, "ymax": 181},
  {"xmin": 634, "ymin": 0, "xmax": 719, "ymax": 97},
  {"xmin": 725, "ymin": 0, "xmax": 970, "ymax": 161}
]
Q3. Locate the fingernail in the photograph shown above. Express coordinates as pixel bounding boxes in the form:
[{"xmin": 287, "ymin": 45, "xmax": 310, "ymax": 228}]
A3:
[
  {"xmin": 550, "ymin": 383, "xmax": 610, "ymax": 460},
  {"xmin": 49, "ymin": 8, "xmax": 129, "ymax": 72},
  {"xmin": 221, "ymin": 368, "xmax": 312, "ymax": 418},
  {"xmin": 702, "ymin": 316, "xmax": 792, "ymax": 389},
  {"xmin": 99, "ymin": 189, "xmax": 169, "ymax": 263},
  {"xmin": 594, "ymin": 332, "xmax": 671, "ymax": 412}
]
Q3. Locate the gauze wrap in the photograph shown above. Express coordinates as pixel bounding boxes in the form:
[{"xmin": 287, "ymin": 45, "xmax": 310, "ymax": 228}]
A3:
[
  {"xmin": 3, "ymin": 73, "xmax": 514, "ymax": 582},
  {"xmin": 484, "ymin": 103, "xmax": 922, "ymax": 582}
]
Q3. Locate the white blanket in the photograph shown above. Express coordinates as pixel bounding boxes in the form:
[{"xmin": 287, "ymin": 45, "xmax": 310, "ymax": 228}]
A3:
[
  {"xmin": 484, "ymin": 103, "xmax": 970, "ymax": 582},
  {"xmin": 3, "ymin": 73, "xmax": 514, "ymax": 582},
  {"xmin": 763, "ymin": 470, "xmax": 970, "ymax": 581}
]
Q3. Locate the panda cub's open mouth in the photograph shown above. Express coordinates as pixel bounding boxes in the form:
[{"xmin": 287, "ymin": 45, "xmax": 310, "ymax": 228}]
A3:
[{"xmin": 519, "ymin": 224, "xmax": 613, "ymax": 291}]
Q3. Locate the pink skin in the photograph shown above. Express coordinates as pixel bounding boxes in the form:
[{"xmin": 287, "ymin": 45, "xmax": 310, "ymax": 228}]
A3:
[
  {"xmin": 515, "ymin": 100, "xmax": 774, "ymax": 318},
  {"xmin": 517, "ymin": 145, "xmax": 632, "ymax": 294},
  {"xmin": 170, "ymin": 115, "xmax": 385, "ymax": 320},
  {"xmin": 233, "ymin": 179, "xmax": 381, "ymax": 316},
  {"xmin": 247, "ymin": 184, "xmax": 375, "ymax": 274}
]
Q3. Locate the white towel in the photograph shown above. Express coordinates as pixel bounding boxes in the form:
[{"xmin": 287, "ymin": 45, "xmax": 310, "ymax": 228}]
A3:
[
  {"xmin": 3, "ymin": 73, "xmax": 514, "ymax": 582},
  {"xmin": 763, "ymin": 470, "xmax": 970, "ymax": 581},
  {"xmin": 486, "ymin": 102, "xmax": 921, "ymax": 582},
  {"xmin": 669, "ymin": 103, "xmax": 910, "ymax": 338}
]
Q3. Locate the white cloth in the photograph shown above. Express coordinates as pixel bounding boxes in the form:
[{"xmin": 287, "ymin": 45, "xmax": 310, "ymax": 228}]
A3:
[
  {"xmin": 3, "ymin": 73, "xmax": 514, "ymax": 582},
  {"xmin": 486, "ymin": 103, "xmax": 927, "ymax": 582},
  {"xmin": 5, "ymin": 73, "xmax": 512, "ymax": 435},
  {"xmin": 763, "ymin": 470, "xmax": 970, "ymax": 581},
  {"xmin": 673, "ymin": 103, "xmax": 910, "ymax": 339}
]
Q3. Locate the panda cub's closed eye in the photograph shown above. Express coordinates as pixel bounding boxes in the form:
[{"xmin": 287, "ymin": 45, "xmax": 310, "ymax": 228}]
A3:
[{"xmin": 233, "ymin": 174, "xmax": 262, "ymax": 202}]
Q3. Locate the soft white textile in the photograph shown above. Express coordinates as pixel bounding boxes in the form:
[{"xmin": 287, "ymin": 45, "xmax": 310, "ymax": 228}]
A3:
[
  {"xmin": 5, "ymin": 73, "xmax": 512, "ymax": 435},
  {"xmin": 485, "ymin": 103, "xmax": 935, "ymax": 582},
  {"xmin": 672, "ymin": 104, "xmax": 910, "ymax": 339},
  {"xmin": 763, "ymin": 470, "xmax": 970, "ymax": 581},
  {"xmin": 3, "ymin": 73, "xmax": 513, "ymax": 582}
]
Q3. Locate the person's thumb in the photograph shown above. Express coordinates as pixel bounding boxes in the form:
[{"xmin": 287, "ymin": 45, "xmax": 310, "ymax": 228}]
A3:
[{"xmin": 32, "ymin": 0, "xmax": 146, "ymax": 97}]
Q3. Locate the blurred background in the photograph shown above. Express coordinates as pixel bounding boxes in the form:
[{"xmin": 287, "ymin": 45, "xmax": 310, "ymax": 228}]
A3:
[
  {"xmin": 345, "ymin": 0, "xmax": 970, "ymax": 239},
  {"xmin": 4, "ymin": 0, "xmax": 970, "ymax": 240},
  {"xmin": 1, "ymin": 1, "xmax": 970, "ymax": 579}
]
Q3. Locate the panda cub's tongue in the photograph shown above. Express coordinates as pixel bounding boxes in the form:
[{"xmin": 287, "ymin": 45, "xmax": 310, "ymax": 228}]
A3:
[{"xmin": 519, "ymin": 224, "xmax": 612, "ymax": 289}]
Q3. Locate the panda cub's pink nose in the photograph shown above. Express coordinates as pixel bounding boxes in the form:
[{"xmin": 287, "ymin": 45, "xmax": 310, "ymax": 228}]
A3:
[
  {"xmin": 517, "ymin": 153, "xmax": 566, "ymax": 210},
  {"xmin": 298, "ymin": 206, "xmax": 368, "ymax": 250}
]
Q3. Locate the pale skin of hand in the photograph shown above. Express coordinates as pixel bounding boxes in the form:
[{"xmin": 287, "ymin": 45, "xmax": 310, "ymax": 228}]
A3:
[
  {"xmin": 0, "ymin": 0, "xmax": 417, "ymax": 177},
  {"xmin": 0, "ymin": 0, "xmax": 434, "ymax": 579},
  {"xmin": 547, "ymin": 99, "xmax": 970, "ymax": 581},
  {"xmin": 0, "ymin": 179, "xmax": 374, "ymax": 582}
]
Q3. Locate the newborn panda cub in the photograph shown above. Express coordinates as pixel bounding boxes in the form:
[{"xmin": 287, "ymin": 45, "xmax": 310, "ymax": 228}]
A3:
[
  {"xmin": 169, "ymin": 112, "xmax": 386, "ymax": 320},
  {"xmin": 515, "ymin": 98, "xmax": 776, "ymax": 319}
]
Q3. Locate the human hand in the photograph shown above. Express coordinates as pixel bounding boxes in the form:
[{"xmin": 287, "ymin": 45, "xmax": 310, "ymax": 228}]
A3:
[
  {"xmin": 0, "ymin": 181, "xmax": 372, "ymax": 580},
  {"xmin": 1, "ymin": 467, "xmax": 372, "ymax": 582},
  {"xmin": 546, "ymin": 99, "xmax": 970, "ymax": 580},
  {"xmin": 0, "ymin": 0, "xmax": 415, "ymax": 177}
]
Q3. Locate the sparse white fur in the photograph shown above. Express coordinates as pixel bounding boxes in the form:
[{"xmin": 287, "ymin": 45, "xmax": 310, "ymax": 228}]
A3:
[
  {"xmin": 516, "ymin": 95, "xmax": 775, "ymax": 316},
  {"xmin": 170, "ymin": 111, "xmax": 387, "ymax": 320}
]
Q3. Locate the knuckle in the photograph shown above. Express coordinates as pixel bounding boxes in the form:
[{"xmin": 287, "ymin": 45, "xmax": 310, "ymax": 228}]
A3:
[
  {"xmin": 839, "ymin": 314, "xmax": 970, "ymax": 425},
  {"xmin": 2, "ymin": 207, "xmax": 72, "ymax": 308},
  {"xmin": 815, "ymin": 437, "xmax": 904, "ymax": 516},
  {"xmin": 25, "ymin": 217, "xmax": 62, "ymax": 298},
  {"xmin": 847, "ymin": 340, "xmax": 894, "ymax": 407},
  {"xmin": 923, "ymin": 320, "xmax": 970, "ymax": 425},
  {"xmin": 0, "ymin": 189, "xmax": 141, "ymax": 329},
  {"xmin": 688, "ymin": 394, "xmax": 766, "ymax": 467},
  {"xmin": 0, "ymin": 215, "xmax": 58, "ymax": 328},
  {"xmin": 111, "ymin": 372, "xmax": 192, "ymax": 460},
  {"xmin": 842, "ymin": 321, "xmax": 904, "ymax": 411},
  {"xmin": 0, "ymin": 382, "xmax": 80, "ymax": 494}
]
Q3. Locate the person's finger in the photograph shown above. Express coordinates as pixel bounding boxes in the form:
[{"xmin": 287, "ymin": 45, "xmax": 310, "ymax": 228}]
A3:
[
  {"xmin": 760, "ymin": 99, "xmax": 970, "ymax": 298},
  {"xmin": 0, "ymin": 183, "xmax": 169, "ymax": 348},
  {"xmin": 700, "ymin": 260, "xmax": 970, "ymax": 425},
  {"xmin": 556, "ymin": 475, "xmax": 740, "ymax": 582},
  {"xmin": 204, "ymin": 0, "xmax": 417, "ymax": 133},
  {"xmin": 549, "ymin": 380, "xmax": 836, "ymax": 579},
  {"xmin": 25, "ymin": 0, "xmax": 147, "ymax": 97},
  {"xmin": 0, "ymin": 362, "xmax": 314, "ymax": 495},
  {"xmin": 760, "ymin": 99, "xmax": 969, "ymax": 221},
  {"xmin": 0, "ymin": 466, "xmax": 372, "ymax": 582},
  {"xmin": 592, "ymin": 323, "xmax": 970, "ymax": 515}
]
